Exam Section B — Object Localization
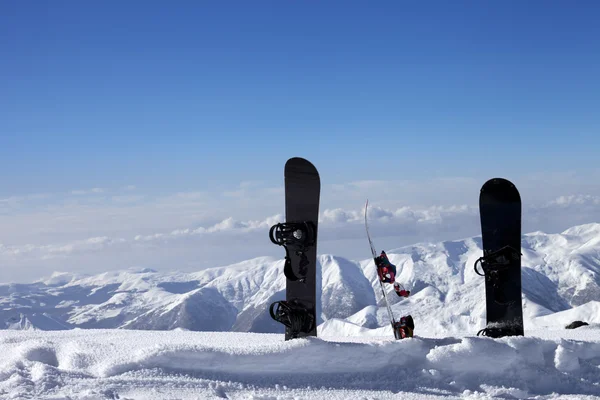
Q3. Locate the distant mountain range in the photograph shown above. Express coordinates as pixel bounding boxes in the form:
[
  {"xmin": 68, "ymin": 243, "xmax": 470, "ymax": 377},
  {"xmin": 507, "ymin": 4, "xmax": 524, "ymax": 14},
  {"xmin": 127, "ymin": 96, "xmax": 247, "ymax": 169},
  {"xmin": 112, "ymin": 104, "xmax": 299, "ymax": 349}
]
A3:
[{"xmin": 2, "ymin": 223, "xmax": 600, "ymax": 337}]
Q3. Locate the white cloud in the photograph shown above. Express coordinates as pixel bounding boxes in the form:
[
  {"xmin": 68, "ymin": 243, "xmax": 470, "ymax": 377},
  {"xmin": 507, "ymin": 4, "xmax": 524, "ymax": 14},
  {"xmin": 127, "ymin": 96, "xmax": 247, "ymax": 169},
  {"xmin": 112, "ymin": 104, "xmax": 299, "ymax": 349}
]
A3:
[
  {"xmin": 3, "ymin": 195, "xmax": 597, "ymax": 266},
  {"xmin": 45, "ymin": 236, "xmax": 125, "ymax": 256},
  {"xmin": 71, "ymin": 188, "xmax": 105, "ymax": 195},
  {"xmin": 111, "ymin": 195, "xmax": 145, "ymax": 204},
  {"xmin": 321, "ymin": 208, "xmax": 356, "ymax": 223},
  {"xmin": 2, "ymin": 174, "xmax": 600, "ymax": 283},
  {"xmin": 0, "ymin": 193, "xmax": 53, "ymax": 210},
  {"xmin": 546, "ymin": 195, "xmax": 600, "ymax": 207},
  {"xmin": 133, "ymin": 214, "xmax": 284, "ymax": 242},
  {"xmin": 0, "ymin": 236, "xmax": 127, "ymax": 259}
]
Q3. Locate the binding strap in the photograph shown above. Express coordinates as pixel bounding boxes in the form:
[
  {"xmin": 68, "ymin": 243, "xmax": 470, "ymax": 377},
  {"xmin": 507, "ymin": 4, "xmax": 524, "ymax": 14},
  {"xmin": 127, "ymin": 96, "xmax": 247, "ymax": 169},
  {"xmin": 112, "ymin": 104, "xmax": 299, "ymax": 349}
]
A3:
[
  {"xmin": 477, "ymin": 324, "xmax": 522, "ymax": 338},
  {"xmin": 269, "ymin": 300, "xmax": 315, "ymax": 337},
  {"xmin": 269, "ymin": 222, "xmax": 316, "ymax": 283},
  {"xmin": 474, "ymin": 245, "xmax": 521, "ymax": 276},
  {"xmin": 474, "ymin": 245, "xmax": 521, "ymax": 305}
]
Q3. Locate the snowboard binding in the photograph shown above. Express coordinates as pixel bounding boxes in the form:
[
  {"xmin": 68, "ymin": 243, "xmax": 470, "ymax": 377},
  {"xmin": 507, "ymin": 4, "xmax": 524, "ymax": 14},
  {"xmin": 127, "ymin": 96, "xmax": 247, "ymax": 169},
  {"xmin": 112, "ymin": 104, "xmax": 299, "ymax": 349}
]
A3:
[
  {"xmin": 474, "ymin": 245, "xmax": 521, "ymax": 305},
  {"xmin": 477, "ymin": 322, "xmax": 523, "ymax": 338},
  {"xmin": 269, "ymin": 300, "xmax": 315, "ymax": 339},
  {"xmin": 393, "ymin": 282, "xmax": 410, "ymax": 298},
  {"xmin": 474, "ymin": 245, "xmax": 521, "ymax": 276},
  {"xmin": 375, "ymin": 251, "xmax": 397, "ymax": 283},
  {"xmin": 269, "ymin": 222, "xmax": 317, "ymax": 283},
  {"xmin": 393, "ymin": 315, "xmax": 414, "ymax": 339}
]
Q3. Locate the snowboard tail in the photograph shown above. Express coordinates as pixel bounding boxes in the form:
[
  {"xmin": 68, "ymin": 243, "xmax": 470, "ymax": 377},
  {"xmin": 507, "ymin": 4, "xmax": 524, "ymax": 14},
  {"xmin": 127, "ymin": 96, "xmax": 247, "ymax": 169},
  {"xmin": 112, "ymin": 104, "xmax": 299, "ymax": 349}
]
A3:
[
  {"xmin": 269, "ymin": 157, "xmax": 320, "ymax": 340},
  {"xmin": 477, "ymin": 178, "xmax": 524, "ymax": 338}
]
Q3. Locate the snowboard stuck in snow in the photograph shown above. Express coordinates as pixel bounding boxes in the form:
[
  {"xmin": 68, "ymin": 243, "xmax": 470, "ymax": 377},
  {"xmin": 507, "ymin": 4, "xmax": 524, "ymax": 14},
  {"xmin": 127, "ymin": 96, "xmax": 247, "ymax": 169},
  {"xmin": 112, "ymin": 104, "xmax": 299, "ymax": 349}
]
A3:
[
  {"xmin": 269, "ymin": 157, "xmax": 320, "ymax": 340},
  {"xmin": 475, "ymin": 177, "xmax": 525, "ymax": 338},
  {"xmin": 365, "ymin": 200, "xmax": 413, "ymax": 339}
]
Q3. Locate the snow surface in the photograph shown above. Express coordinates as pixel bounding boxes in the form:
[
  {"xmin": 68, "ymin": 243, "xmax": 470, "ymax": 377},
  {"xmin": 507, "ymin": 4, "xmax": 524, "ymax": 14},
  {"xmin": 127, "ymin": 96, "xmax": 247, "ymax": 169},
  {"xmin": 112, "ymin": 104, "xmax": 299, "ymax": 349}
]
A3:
[
  {"xmin": 3, "ymin": 223, "xmax": 600, "ymax": 398},
  {"xmin": 1, "ymin": 327, "xmax": 600, "ymax": 399}
]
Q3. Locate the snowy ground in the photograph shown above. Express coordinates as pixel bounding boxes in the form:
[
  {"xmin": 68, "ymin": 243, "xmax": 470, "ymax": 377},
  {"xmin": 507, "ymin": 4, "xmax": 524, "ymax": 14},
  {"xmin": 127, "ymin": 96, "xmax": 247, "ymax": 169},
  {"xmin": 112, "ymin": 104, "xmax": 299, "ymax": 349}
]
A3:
[
  {"xmin": 3, "ymin": 223, "xmax": 600, "ymax": 398},
  {"xmin": 2, "ymin": 327, "xmax": 600, "ymax": 399}
]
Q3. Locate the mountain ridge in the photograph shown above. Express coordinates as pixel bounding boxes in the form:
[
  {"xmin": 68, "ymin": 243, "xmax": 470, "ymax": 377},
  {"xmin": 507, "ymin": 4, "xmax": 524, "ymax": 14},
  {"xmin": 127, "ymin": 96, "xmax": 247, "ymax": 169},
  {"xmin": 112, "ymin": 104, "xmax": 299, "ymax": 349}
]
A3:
[{"xmin": 1, "ymin": 223, "xmax": 599, "ymax": 336}]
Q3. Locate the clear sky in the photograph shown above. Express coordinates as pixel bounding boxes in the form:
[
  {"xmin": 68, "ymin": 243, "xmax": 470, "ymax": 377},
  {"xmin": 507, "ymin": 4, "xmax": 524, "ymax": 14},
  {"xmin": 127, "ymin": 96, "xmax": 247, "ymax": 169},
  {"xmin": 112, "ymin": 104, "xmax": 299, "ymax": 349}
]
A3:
[
  {"xmin": 3, "ymin": 1, "xmax": 600, "ymax": 193},
  {"xmin": 2, "ymin": 1, "xmax": 600, "ymax": 282}
]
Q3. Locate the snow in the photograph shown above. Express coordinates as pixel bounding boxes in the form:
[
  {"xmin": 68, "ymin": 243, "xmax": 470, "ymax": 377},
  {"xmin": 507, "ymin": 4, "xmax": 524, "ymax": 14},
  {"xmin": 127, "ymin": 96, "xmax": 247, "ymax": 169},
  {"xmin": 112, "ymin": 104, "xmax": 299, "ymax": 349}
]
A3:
[
  {"xmin": 3, "ymin": 222, "xmax": 600, "ymax": 397},
  {"xmin": 3, "ymin": 225, "xmax": 600, "ymax": 337},
  {"xmin": 1, "ymin": 327, "xmax": 600, "ymax": 399},
  {"xmin": 532, "ymin": 301, "xmax": 600, "ymax": 328}
]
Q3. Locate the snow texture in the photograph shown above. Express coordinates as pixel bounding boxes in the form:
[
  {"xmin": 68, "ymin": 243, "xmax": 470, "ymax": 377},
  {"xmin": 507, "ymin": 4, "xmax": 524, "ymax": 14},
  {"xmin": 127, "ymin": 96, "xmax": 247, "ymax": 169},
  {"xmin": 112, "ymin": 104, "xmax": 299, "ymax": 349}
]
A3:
[
  {"xmin": 1, "ymin": 328, "xmax": 600, "ymax": 399},
  {"xmin": 2, "ymin": 223, "xmax": 600, "ymax": 397}
]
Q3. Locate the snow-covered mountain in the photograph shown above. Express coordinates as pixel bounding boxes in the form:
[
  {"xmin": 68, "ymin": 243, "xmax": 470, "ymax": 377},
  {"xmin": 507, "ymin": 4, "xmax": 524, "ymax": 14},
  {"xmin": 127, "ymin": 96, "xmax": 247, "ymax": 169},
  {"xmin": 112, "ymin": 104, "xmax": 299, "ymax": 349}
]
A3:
[{"xmin": 2, "ymin": 223, "xmax": 600, "ymax": 337}]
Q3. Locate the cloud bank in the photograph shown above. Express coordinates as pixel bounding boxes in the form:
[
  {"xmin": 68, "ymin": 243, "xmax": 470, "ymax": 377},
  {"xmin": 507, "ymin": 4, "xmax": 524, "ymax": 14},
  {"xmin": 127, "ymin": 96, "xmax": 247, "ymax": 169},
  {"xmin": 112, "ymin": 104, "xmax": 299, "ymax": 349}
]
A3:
[{"xmin": 1, "ymin": 175, "xmax": 600, "ymax": 283}]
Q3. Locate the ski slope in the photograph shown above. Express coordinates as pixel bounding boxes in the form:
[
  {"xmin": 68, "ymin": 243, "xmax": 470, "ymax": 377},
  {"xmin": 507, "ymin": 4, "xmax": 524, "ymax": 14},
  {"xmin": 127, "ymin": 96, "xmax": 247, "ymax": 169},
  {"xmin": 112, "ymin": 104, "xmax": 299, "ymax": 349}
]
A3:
[{"xmin": 1, "ymin": 327, "xmax": 600, "ymax": 399}]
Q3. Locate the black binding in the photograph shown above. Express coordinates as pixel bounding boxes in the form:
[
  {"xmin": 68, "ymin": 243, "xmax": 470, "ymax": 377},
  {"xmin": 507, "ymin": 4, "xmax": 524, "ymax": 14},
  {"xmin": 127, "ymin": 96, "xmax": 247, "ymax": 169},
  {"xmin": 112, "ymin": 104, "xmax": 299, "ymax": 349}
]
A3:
[
  {"xmin": 474, "ymin": 245, "xmax": 521, "ymax": 305},
  {"xmin": 477, "ymin": 324, "xmax": 523, "ymax": 338},
  {"xmin": 269, "ymin": 222, "xmax": 316, "ymax": 283},
  {"xmin": 269, "ymin": 300, "xmax": 315, "ymax": 338},
  {"xmin": 474, "ymin": 245, "xmax": 520, "ymax": 276}
]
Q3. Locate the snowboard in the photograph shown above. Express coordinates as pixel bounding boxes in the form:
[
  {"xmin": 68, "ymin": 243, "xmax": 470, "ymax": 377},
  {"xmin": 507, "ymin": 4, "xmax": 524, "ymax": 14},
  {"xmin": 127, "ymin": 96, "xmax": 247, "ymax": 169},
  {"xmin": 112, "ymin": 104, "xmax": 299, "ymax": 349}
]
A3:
[
  {"xmin": 269, "ymin": 157, "xmax": 320, "ymax": 340},
  {"xmin": 365, "ymin": 200, "xmax": 413, "ymax": 340},
  {"xmin": 476, "ymin": 178, "xmax": 524, "ymax": 338}
]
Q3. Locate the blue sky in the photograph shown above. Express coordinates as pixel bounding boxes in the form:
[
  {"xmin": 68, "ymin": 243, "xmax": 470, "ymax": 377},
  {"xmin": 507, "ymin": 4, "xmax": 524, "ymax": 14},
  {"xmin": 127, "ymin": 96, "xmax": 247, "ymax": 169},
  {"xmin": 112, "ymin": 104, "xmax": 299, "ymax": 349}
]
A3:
[
  {"xmin": 2, "ymin": 2, "xmax": 600, "ymax": 282},
  {"xmin": 3, "ymin": 1, "xmax": 600, "ymax": 195}
]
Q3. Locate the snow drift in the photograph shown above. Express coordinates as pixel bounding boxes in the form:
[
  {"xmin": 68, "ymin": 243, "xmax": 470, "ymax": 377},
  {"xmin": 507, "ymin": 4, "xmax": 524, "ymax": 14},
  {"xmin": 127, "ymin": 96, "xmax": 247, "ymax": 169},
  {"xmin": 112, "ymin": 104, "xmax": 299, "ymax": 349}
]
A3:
[{"xmin": 1, "ymin": 328, "xmax": 600, "ymax": 399}]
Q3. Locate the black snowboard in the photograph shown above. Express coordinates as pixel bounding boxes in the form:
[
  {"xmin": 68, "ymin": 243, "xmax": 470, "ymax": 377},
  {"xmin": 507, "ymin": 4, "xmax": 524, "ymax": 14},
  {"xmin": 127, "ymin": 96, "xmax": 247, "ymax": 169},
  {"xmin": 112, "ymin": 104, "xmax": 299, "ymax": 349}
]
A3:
[
  {"xmin": 476, "ymin": 178, "xmax": 524, "ymax": 338},
  {"xmin": 269, "ymin": 157, "xmax": 320, "ymax": 340}
]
